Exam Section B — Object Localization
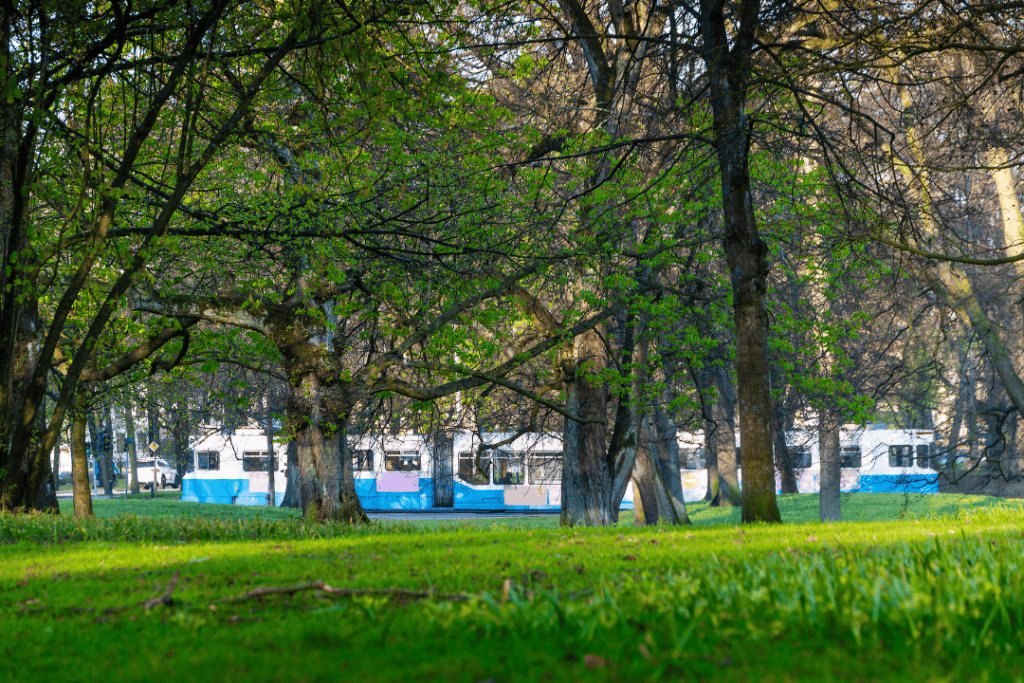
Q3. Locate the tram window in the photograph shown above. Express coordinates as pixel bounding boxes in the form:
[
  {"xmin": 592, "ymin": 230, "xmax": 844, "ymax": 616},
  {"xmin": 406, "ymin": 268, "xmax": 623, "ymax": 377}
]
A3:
[
  {"xmin": 242, "ymin": 451, "xmax": 270, "ymax": 472},
  {"xmin": 197, "ymin": 451, "xmax": 220, "ymax": 471},
  {"xmin": 789, "ymin": 446, "xmax": 812, "ymax": 468},
  {"xmin": 840, "ymin": 446, "xmax": 861, "ymax": 469},
  {"xmin": 916, "ymin": 444, "xmax": 933, "ymax": 469},
  {"xmin": 888, "ymin": 445, "xmax": 913, "ymax": 468},
  {"xmin": 457, "ymin": 451, "xmax": 490, "ymax": 485},
  {"xmin": 493, "ymin": 452, "xmax": 525, "ymax": 485},
  {"xmin": 529, "ymin": 453, "xmax": 562, "ymax": 484},
  {"xmin": 351, "ymin": 449, "xmax": 373, "ymax": 472},
  {"xmin": 385, "ymin": 451, "xmax": 420, "ymax": 472},
  {"xmin": 735, "ymin": 446, "xmax": 741, "ymax": 467},
  {"xmin": 681, "ymin": 448, "xmax": 706, "ymax": 470}
]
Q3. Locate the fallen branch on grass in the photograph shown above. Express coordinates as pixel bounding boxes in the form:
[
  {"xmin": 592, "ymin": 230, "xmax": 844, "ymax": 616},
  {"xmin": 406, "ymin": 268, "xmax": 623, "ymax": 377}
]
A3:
[
  {"xmin": 211, "ymin": 580, "xmax": 469, "ymax": 605},
  {"xmin": 143, "ymin": 570, "xmax": 180, "ymax": 610}
]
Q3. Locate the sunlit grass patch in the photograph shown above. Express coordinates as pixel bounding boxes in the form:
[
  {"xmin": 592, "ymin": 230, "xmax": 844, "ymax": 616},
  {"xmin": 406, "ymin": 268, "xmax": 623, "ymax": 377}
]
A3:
[{"xmin": 3, "ymin": 504, "xmax": 1024, "ymax": 681}]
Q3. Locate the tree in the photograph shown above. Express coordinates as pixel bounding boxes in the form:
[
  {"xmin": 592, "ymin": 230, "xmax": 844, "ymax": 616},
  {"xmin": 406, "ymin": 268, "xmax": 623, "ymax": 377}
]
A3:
[{"xmin": 0, "ymin": 0, "xmax": 413, "ymax": 511}]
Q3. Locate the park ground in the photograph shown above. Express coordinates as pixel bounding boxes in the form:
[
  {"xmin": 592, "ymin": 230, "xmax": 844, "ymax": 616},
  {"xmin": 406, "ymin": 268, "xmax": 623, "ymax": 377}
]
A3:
[{"xmin": 2, "ymin": 492, "xmax": 1024, "ymax": 682}]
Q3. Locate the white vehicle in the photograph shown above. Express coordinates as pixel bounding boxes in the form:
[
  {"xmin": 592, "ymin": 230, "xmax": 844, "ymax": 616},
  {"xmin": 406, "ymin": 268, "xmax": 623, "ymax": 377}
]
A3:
[{"xmin": 135, "ymin": 458, "xmax": 179, "ymax": 489}]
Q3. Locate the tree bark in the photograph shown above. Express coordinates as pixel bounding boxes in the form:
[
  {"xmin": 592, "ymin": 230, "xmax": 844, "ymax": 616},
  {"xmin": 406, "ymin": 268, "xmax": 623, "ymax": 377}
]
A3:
[
  {"xmin": 102, "ymin": 407, "xmax": 115, "ymax": 495},
  {"xmin": 650, "ymin": 407, "xmax": 689, "ymax": 524},
  {"xmin": 699, "ymin": 0, "xmax": 781, "ymax": 524},
  {"xmin": 124, "ymin": 404, "xmax": 140, "ymax": 494},
  {"xmin": 338, "ymin": 424, "xmax": 368, "ymax": 523},
  {"xmin": 281, "ymin": 440, "xmax": 300, "ymax": 508},
  {"xmin": 818, "ymin": 408, "xmax": 842, "ymax": 522},
  {"xmin": 699, "ymin": 363, "xmax": 741, "ymax": 507},
  {"xmin": 770, "ymin": 372, "xmax": 799, "ymax": 494},
  {"xmin": 631, "ymin": 444, "xmax": 660, "ymax": 525},
  {"xmin": 560, "ymin": 329, "xmax": 614, "ymax": 526},
  {"xmin": 266, "ymin": 394, "xmax": 276, "ymax": 507},
  {"xmin": 70, "ymin": 398, "xmax": 93, "ymax": 518}
]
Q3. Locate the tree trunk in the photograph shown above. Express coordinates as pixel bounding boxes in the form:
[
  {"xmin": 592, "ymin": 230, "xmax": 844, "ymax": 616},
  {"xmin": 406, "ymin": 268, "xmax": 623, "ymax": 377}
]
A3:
[
  {"xmin": 147, "ymin": 402, "xmax": 160, "ymax": 448},
  {"xmin": 281, "ymin": 439, "xmax": 300, "ymax": 508},
  {"xmin": 724, "ymin": 182, "xmax": 780, "ymax": 523},
  {"xmin": 70, "ymin": 398, "xmax": 93, "ymax": 518},
  {"xmin": 703, "ymin": 364, "xmax": 741, "ymax": 507},
  {"xmin": 560, "ymin": 329, "xmax": 613, "ymax": 527},
  {"xmin": 266, "ymin": 394, "xmax": 276, "ymax": 507},
  {"xmin": 339, "ymin": 424, "xmax": 369, "ymax": 523},
  {"xmin": 699, "ymin": 0, "xmax": 781, "ymax": 524},
  {"xmin": 124, "ymin": 404, "xmax": 140, "ymax": 494},
  {"xmin": 818, "ymin": 408, "xmax": 842, "ymax": 522},
  {"xmin": 51, "ymin": 415, "xmax": 61, "ymax": 496},
  {"xmin": 287, "ymin": 368, "xmax": 368, "ymax": 523},
  {"xmin": 294, "ymin": 418, "xmax": 334, "ymax": 521},
  {"xmin": 101, "ymin": 407, "xmax": 115, "ymax": 495},
  {"xmin": 770, "ymin": 374, "xmax": 798, "ymax": 494},
  {"xmin": 631, "ymin": 444, "xmax": 660, "ymax": 526},
  {"xmin": 704, "ymin": 435, "xmax": 719, "ymax": 503},
  {"xmin": 650, "ymin": 407, "xmax": 690, "ymax": 524},
  {"xmin": 87, "ymin": 410, "xmax": 107, "ymax": 495}
]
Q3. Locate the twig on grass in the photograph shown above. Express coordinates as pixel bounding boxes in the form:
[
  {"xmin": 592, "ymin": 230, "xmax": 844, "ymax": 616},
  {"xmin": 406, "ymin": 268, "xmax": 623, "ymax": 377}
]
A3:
[
  {"xmin": 211, "ymin": 580, "xmax": 469, "ymax": 605},
  {"xmin": 143, "ymin": 570, "xmax": 180, "ymax": 610}
]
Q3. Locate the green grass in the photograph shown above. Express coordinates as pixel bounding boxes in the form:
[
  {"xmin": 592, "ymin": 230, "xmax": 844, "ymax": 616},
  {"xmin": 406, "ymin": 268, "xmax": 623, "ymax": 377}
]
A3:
[{"xmin": 3, "ymin": 494, "xmax": 1024, "ymax": 682}]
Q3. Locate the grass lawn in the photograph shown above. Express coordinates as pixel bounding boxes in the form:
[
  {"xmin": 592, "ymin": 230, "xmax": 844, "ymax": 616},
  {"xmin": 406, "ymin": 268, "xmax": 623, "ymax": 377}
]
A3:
[
  {"xmin": 2, "ymin": 493, "xmax": 1023, "ymax": 682},
  {"xmin": 52, "ymin": 489, "xmax": 1016, "ymax": 526}
]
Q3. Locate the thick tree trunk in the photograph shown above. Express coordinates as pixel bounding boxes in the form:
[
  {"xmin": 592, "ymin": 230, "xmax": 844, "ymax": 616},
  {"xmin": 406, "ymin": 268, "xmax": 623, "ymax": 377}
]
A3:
[
  {"xmin": 71, "ymin": 401, "xmax": 93, "ymax": 518},
  {"xmin": 294, "ymin": 417, "xmax": 335, "ymax": 521},
  {"xmin": 287, "ymin": 367, "xmax": 368, "ymax": 523},
  {"xmin": 818, "ymin": 409, "xmax": 842, "ymax": 522},
  {"xmin": 560, "ymin": 329, "xmax": 613, "ymax": 526}
]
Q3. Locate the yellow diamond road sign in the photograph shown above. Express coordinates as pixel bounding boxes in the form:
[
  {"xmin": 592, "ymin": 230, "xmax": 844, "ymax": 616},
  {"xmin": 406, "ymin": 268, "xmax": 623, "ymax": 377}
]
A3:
[{"xmin": 148, "ymin": 441, "xmax": 159, "ymax": 452}]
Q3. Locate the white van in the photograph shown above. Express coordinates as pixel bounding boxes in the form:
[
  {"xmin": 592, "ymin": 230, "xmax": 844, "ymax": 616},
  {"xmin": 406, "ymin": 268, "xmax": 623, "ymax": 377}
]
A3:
[{"xmin": 135, "ymin": 458, "xmax": 179, "ymax": 489}]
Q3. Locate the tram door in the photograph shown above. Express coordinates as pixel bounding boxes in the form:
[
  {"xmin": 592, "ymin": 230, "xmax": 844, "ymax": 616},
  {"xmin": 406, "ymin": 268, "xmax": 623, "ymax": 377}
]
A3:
[{"xmin": 432, "ymin": 434, "xmax": 454, "ymax": 508}]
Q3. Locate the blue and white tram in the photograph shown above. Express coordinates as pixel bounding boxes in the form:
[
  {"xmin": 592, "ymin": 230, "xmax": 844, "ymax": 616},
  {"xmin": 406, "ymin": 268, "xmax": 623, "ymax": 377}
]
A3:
[
  {"xmin": 181, "ymin": 427, "xmax": 288, "ymax": 506},
  {"xmin": 182, "ymin": 430, "xmax": 634, "ymax": 511},
  {"xmin": 348, "ymin": 432, "xmax": 611, "ymax": 511},
  {"xmin": 676, "ymin": 426, "xmax": 939, "ymax": 502},
  {"xmin": 182, "ymin": 425, "xmax": 938, "ymax": 509}
]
